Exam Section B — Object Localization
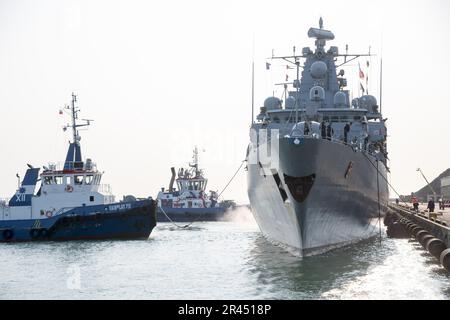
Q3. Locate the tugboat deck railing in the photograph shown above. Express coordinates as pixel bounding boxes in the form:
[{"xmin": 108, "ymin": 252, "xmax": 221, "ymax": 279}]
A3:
[
  {"xmin": 0, "ymin": 198, "xmax": 9, "ymax": 207},
  {"xmin": 43, "ymin": 161, "xmax": 98, "ymax": 173},
  {"xmin": 97, "ymin": 184, "xmax": 113, "ymax": 195}
]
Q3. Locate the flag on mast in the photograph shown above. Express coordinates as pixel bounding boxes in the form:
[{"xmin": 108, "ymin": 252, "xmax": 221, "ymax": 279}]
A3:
[{"xmin": 358, "ymin": 62, "xmax": 365, "ymax": 79}]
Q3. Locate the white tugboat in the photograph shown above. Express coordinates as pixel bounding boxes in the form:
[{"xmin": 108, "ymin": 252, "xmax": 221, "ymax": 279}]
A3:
[
  {"xmin": 156, "ymin": 147, "xmax": 233, "ymax": 222},
  {"xmin": 0, "ymin": 93, "xmax": 157, "ymax": 242}
]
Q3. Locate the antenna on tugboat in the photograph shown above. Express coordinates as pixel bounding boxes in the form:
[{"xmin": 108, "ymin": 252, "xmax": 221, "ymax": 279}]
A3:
[
  {"xmin": 65, "ymin": 92, "xmax": 92, "ymax": 145},
  {"xmin": 71, "ymin": 92, "xmax": 78, "ymax": 144}
]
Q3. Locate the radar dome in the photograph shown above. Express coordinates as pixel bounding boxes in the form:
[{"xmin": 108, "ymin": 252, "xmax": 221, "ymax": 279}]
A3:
[
  {"xmin": 309, "ymin": 86, "xmax": 325, "ymax": 101},
  {"xmin": 310, "ymin": 61, "xmax": 327, "ymax": 79},
  {"xmin": 264, "ymin": 97, "xmax": 282, "ymax": 110},
  {"xmin": 334, "ymin": 91, "xmax": 347, "ymax": 107},
  {"xmin": 285, "ymin": 96, "xmax": 296, "ymax": 109},
  {"xmin": 359, "ymin": 95, "xmax": 378, "ymax": 112}
]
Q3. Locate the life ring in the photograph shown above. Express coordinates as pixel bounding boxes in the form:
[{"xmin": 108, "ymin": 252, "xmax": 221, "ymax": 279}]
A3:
[
  {"xmin": 2, "ymin": 229, "xmax": 14, "ymax": 240},
  {"xmin": 65, "ymin": 185, "xmax": 74, "ymax": 193},
  {"xmin": 45, "ymin": 211, "xmax": 53, "ymax": 218}
]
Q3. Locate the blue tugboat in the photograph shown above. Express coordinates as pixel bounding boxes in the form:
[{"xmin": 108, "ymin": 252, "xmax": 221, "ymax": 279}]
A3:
[{"xmin": 0, "ymin": 93, "xmax": 157, "ymax": 242}]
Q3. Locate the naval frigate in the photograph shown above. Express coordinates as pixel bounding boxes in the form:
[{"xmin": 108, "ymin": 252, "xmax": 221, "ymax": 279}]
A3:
[{"xmin": 246, "ymin": 18, "xmax": 389, "ymax": 257}]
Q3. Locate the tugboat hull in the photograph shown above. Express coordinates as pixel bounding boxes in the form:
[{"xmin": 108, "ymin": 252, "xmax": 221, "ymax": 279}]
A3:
[
  {"xmin": 157, "ymin": 206, "xmax": 228, "ymax": 222},
  {"xmin": 0, "ymin": 199, "xmax": 157, "ymax": 242}
]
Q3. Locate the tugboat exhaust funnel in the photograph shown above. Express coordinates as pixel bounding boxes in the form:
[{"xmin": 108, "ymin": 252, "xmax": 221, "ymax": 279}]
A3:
[{"xmin": 169, "ymin": 167, "xmax": 176, "ymax": 192}]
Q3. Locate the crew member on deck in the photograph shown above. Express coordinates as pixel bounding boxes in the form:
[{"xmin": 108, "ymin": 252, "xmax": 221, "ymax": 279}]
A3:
[
  {"xmin": 326, "ymin": 122, "xmax": 333, "ymax": 141},
  {"xmin": 304, "ymin": 121, "xmax": 310, "ymax": 136},
  {"xmin": 344, "ymin": 122, "xmax": 351, "ymax": 144},
  {"xmin": 321, "ymin": 120, "xmax": 327, "ymax": 139}
]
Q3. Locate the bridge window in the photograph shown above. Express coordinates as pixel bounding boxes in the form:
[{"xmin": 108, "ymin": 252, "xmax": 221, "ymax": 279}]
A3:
[
  {"xmin": 93, "ymin": 174, "xmax": 101, "ymax": 185},
  {"xmin": 55, "ymin": 176, "xmax": 63, "ymax": 185},
  {"xmin": 85, "ymin": 175, "xmax": 94, "ymax": 185},
  {"xmin": 66, "ymin": 176, "xmax": 72, "ymax": 185},
  {"xmin": 44, "ymin": 176, "xmax": 54, "ymax": 185},
  {"xmin": 75, "ymin": 175, "xmax": 84, "ymax": 185}
]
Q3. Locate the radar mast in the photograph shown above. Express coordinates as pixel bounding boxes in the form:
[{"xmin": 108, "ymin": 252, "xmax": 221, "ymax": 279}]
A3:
[{"xmin": 64, "ymin": 92, "xmax": 92, "ymax": 146}]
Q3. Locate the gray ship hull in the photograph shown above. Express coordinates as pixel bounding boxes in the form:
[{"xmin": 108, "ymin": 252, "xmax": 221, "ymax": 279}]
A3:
[{"xmin": 247, "ymin": 137, "xmax": 389, "ymax": 257}]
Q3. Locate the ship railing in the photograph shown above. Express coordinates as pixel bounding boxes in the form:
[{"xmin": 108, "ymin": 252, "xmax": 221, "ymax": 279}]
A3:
[
  {"xmin": 97, "ymin": 184, "xmax": 113, "ymax": 195},
  {"xmin": 45, "ymin": 162, "xmax": 65, "ymax": 171},
  {"xmin": 53, "ymin": 207, "xmax": 75, "ymax": 216},
  {"xmin": 286, "ymin": 132, "xmax": 380, "ymax": 153},
  {"xmin": 44, "ymin": 161, "xmax": 98, "ymax": 172}
]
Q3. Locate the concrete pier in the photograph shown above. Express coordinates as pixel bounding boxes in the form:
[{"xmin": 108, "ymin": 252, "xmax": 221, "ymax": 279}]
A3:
[
  {"xmin": 388, "ymin": 203, "xmax": 450, "ymax": 272},
  {"xmin": 391, "ymin": 203, "xmax": 450, "ymax": 246}
]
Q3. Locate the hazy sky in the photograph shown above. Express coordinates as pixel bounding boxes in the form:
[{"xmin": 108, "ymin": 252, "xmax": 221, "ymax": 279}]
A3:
[{"xmin": 0, "ymin": 0, "xmax": 449, "ymax": 203}]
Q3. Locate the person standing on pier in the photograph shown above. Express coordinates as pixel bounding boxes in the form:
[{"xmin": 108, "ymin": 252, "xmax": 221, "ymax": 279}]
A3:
[
  {"xmin": 427, "ymin": 198, "xmax": 435, "ymax": 213},
  {"xmin": 412, "ymin": 196, "xmax": 419, "ymax": 212}
]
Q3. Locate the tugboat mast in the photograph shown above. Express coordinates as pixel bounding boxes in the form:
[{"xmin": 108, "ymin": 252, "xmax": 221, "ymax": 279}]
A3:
[
  {"xmin": 67, "ymin": 92, "xmax": 92, "ymax": 145},
  {"xmin": 62, "ymin": 93, "xmax": 93, "ymax": 170},
  {"xmin": 189, "ymin": 146, "xmax": 200, "ymax": 177}
]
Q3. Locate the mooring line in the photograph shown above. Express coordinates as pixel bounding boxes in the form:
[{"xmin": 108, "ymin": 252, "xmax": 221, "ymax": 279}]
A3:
[
  {"xmin": 361, "ymin": 151, "xmax": 409, "ymax": 245},
  {"xmin": 361, "ymin": 152, "xmax": 408, "ymax": 206},
  {"xmin": 158, "ymin": 205, "xmax": 199, "ymax": 229},
  {"xmin": 217, "ymin": 160, "xmax": 246, "ymax": 199}
]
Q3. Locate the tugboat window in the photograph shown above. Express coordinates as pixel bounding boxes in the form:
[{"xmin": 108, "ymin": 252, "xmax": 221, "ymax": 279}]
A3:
[
  {"xmin": 90, "ymin": 196, "xmax": 94, "ymax": 202},
  {"xmin": 66, "ymin": 176, "xmax": 71, "ymax": 185},
  {"xmin": 55, "ymin": 176, "xmax": 63, "ymax": 185},
  {"xmin": 44, "ymin": 176, "xmax": 54, "ymax": 185},
  {"xmin": 85, "ymin": 175, "xmax": 94, "ymax": 185},
  {"xmin": 75, "ymin": 175, "xmax": 84, "ymax": 185}
]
